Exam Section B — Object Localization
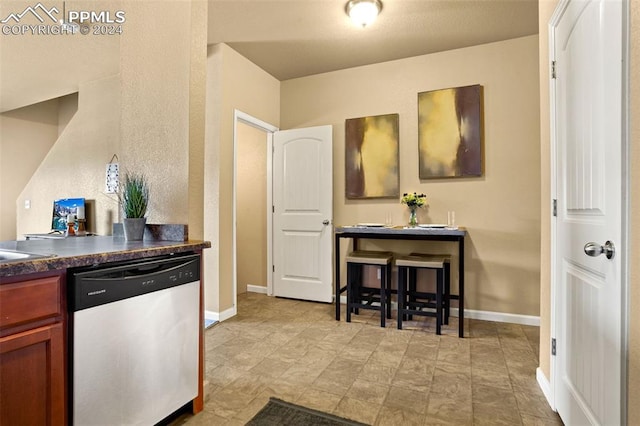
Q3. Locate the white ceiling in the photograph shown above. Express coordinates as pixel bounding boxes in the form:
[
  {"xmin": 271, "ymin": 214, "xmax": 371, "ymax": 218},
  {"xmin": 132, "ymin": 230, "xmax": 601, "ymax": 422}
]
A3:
[{"xmin": 208, "ymin": 0, "xmax": 539, "ymax": 81}]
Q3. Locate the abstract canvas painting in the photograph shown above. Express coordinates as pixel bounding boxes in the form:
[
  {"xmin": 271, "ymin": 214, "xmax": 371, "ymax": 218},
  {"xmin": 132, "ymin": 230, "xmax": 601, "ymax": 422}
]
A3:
[
  {"xmin": 418, "ymin": 85, "xmax": 483, "ymax": 179},
  {"xmin": 345, "ymin": 113, "xmax": 399, "ymax": 199}
]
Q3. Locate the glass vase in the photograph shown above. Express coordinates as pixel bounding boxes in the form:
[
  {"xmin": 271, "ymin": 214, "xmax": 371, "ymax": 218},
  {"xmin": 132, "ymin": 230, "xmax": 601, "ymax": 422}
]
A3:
[{"xmin": 408, "ymin": 207, "xmax": 418, "ymax": 227}]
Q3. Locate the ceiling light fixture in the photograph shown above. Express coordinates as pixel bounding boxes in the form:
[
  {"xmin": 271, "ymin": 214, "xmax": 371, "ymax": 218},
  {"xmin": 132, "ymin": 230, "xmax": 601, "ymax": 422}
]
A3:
[{"xmin": 346, "ymin": 0, "xmax": 382, "ymax": 28}]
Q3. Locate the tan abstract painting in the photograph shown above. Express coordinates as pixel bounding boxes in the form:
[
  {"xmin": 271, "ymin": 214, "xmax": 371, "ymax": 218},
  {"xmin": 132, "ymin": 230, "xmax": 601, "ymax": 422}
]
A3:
[
  {"xmin": 418, "ymin": 85, "xmax": 483, "ymax": 179},
  {"xmin": 345, "ymin": 113, "xmax": 399, "ymax": 199}
]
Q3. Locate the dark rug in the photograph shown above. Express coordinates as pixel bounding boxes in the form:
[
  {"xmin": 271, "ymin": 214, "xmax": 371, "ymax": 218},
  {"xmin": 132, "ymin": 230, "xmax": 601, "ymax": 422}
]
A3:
[{"xmin": 246, "ymin": 397, "xmax": 369, "ymax": 426}]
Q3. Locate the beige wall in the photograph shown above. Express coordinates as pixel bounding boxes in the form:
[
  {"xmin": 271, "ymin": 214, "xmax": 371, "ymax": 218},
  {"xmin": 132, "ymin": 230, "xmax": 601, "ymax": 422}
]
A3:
[
  {"xmin": 236, "ymin": 122, "xmax": 268, "ymax": 293},
  {"xmin": 5, "ymin": 1, "xmax": 207, "ymax": 239},
  {"xmin": 281, "ymin": 35, "xmax": 541, "ymax": 317},
  {"xmin": 0, "ymin": 99, "xmax": 60, "ymax": 239},
  {"xmin": 538, "ymin": 1, "xmax": 638, "ymax": 421},
  {"xmin": 204, "ymin": 43, "xmax": 280, "ymax": 314},
  {"xmin": 0, "ymin": 1, "xmax": 121, "ymax": 113},
  {"xmin": 15, "ymin": 77, "xmax": 121, "ymax": 237}
]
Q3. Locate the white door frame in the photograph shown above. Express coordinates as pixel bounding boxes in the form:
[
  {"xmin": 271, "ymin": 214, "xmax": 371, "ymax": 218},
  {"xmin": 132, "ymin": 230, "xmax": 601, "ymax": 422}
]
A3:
[
  {"xmin": 233, "ymin": 110, "xmax": 279, "ymax": 307},
  {"xmin": 548, "ymin": 0, "xmax": 630, "ymax": 420}
]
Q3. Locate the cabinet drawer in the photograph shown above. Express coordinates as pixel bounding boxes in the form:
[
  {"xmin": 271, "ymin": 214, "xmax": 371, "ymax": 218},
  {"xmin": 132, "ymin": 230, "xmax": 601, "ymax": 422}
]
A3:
[{"xmin": 0, "ymin": 276, "xmax": 61, "ymax": 329}]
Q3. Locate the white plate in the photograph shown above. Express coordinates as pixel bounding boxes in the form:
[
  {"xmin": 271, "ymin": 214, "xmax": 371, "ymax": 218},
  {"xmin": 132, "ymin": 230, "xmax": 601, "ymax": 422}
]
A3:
[
  {"xmin": 357, "ymin": 223, "xmax": 385, "ymax": 227},
  {"xmin": 418, "ymin": 224, "xmax": 447, "ymax": 228}
]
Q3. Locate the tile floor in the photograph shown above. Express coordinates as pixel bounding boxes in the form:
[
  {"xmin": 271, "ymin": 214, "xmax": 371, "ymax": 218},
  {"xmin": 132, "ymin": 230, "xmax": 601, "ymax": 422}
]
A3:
[{"xmin": 174, "ymin": 293, "xmax": 563, "ymax": 425}]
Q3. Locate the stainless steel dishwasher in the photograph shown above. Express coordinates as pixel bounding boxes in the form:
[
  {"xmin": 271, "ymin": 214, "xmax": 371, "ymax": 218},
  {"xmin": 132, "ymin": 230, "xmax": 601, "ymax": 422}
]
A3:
[{"xmin": 68, "ymin": 253, "xmax": 200, "ymax": 425}]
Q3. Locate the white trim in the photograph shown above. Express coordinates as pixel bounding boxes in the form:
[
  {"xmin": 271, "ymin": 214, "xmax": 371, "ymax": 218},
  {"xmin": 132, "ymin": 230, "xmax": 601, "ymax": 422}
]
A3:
[
  {"xmin": 232, "ymin": 110, "xmax": 279, "ymax": 314},
  {"xmin": 537, "ymin": 367, "xmax": 556, "ymax": 412},
  {"xmin": 204, "ymin": 306, "xmax": 237, "ymax": 323},
  {"xmin": 548, "ymin": 0, "xmax": 564, "ymax": 413},
  {"xmin": 266, "ymin": 133, "xmax": 274, "ymax": 296},
  {"xmin": 247, "ymin": 284, "xmax": 268, "ymax": 294},
  {"xmin": 451, "ymin": 308, "xmax": 540, "ymax": 326},
  {"xmin": 204, "ymin": 310, "xmax": 217, "ymax": 322},
  {"xmin": 336, "ymin": 296, "xmax": 540, "ymax": 326}
]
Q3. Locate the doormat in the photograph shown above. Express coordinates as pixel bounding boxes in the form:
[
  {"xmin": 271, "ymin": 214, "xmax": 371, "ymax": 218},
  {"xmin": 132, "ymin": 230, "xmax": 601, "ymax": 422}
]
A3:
[{"xmin": 246, "ymin": 397, "xmax": 368, "ymax": 426}]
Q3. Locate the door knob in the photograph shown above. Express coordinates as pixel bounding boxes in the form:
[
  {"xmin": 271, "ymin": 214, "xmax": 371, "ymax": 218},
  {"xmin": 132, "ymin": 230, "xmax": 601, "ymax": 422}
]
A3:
[
  {"xmin": 584, "ymin": 241, "xmax": 615, "ymax": 260},
  {"xmin": 322, "ymin": 220, "xmax": 330, "ymax": 225}
]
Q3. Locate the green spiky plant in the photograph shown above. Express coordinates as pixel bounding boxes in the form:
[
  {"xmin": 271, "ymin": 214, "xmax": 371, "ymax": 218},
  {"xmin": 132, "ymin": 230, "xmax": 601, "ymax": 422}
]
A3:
[{"xmin": 119, "ymin": 172, "xmax": 149, "ymax": 218}]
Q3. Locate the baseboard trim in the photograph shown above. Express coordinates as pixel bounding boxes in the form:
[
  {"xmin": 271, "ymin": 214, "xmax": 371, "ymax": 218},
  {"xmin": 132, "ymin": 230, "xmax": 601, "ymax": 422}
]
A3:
[
  {"xmin": 451, "ymin": 308, "xmax": 540, "ymax": 326},
  {"xmin": 247, "ymin": 285, "xmax": 268, "ymax": 294},
  {"xmin": 536, "ymin": 367, "xmax": 555, "ymax": 411},
  {"xmin": 205, "ymin": 306, "xmax": 237, "ymax": 322},
  {"xmin": 336, "ymin": 296, "xmax": 539, "ymax": 326}
]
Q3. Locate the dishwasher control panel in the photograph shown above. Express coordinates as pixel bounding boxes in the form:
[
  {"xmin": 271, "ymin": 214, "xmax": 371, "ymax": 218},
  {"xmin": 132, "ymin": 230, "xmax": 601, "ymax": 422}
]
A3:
[{"xmin": 68, "ymin": 253, "xmax": 200, "ymax": 312}]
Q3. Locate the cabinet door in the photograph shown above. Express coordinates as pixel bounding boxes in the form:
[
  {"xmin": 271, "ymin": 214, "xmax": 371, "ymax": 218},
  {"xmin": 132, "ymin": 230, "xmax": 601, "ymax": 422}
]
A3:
[{"xmin": 0, "ymin": 323, "xmax": 65, "ymax": 425}]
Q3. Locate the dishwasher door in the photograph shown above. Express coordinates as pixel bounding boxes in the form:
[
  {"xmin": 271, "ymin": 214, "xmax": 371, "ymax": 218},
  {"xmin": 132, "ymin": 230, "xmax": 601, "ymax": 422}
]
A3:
[{"xmin": 69, "ymin": 254, "xmax": 200, "ymax": 426}]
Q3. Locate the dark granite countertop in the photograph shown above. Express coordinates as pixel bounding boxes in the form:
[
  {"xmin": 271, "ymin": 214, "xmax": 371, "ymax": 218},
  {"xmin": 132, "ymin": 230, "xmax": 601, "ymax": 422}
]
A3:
[{"xmin": 0, "ymin": 236, "xmax": 211, "ymax": 278}]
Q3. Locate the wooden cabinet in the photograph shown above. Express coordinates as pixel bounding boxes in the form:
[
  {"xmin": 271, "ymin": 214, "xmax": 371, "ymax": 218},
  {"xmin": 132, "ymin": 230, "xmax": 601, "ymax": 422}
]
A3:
[{"xmin": 0, "ymin": 272, "xmax": 66, "ymax": 425}]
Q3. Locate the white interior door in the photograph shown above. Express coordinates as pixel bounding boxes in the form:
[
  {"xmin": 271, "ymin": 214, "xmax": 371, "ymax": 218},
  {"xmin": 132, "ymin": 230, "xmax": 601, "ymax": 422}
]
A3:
[
  {"xmin": 551, "ymin": 0, "xmax": 624, "ymax": 424},
  {"xmin": 273, "ymin": 125, "xmax": 333, "ymax": 302}
]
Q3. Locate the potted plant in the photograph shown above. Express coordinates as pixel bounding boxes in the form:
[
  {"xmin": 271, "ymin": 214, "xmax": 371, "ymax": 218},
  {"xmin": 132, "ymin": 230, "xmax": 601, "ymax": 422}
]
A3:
[{"xmin": 118, "ymin": 172, "xmax": 149, "ymax": 241}]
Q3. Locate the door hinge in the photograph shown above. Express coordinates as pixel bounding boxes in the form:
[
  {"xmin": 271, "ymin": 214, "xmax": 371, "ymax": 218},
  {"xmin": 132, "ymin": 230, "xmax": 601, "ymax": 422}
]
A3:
[
  {"xmin": 552, "ymin": 338, "xmax": 556, "ymax": 356},
  {"xmin": 272, "ymin": 265, "xmax": 275, "ymax": 272},
  {"xmin": 551, "ymin": 61, "xmax": 557, "ymax": 79},
  {"xmin": 272, "ymin": 205, "xmax": 275, "ymax": 213},
  {"xmin": 553, "ymin": 199, "xmax": 557, "ymax": 217}
]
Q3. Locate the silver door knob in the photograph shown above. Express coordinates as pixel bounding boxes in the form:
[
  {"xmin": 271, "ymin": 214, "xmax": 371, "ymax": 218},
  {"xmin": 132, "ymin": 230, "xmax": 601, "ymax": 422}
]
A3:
[
  {"xmin": 322, "ymin": 220, "xmax": 330, "ymax": 225},
  {"xmin": 584, "ymin": 241, "xmax": 615, "ymax": 260}
]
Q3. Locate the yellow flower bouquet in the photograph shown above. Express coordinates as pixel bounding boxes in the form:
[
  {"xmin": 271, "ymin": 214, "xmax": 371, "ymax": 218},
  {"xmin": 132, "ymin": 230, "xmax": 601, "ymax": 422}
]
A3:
[{"xmin": 401, "ymin": 192, "xmax": 427, "ymax": 226}]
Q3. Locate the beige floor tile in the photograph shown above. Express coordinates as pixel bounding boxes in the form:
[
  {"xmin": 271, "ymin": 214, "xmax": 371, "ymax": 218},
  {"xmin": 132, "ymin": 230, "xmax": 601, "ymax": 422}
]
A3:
[
  {"xmin": 345, "ymin": 378, "xmax": 391, "ymax": 405},
  {"xmin": 513, "ymin": 388, "xmax": 561, "ymax": 420},
  {"xmin": 425, "ymin": 395, "xmax": 473, "ymax": 425},
  {"xmin": 334, "ymin": 396, "xmax": 382, "ymax": 425},
  {"xmin": 175, "ymin": 294, "xmax": 561, "ymax": 426},
  {"xmin": 231, "ymin": 392, "xmax": 271, "ymax": 422},
  {"xmin": 521, "ymin": 413, "xmax": 565, "ymax": 425},
  {"xmin": 471, "ymin": 365, "xmax": 512, "ymax": 390},
  {"xmin": 375, "ymin": 405, "xmax": 425, "ymax": 426},
  {"xmin": 472, "ymin": 383, "xmax": 521, "ymax": 424},
  {"xmin": 358, "ymin": 360, "xmax": 400, "ymax": 385},
  {"xmin": 295, "ymin": 388, "xmax": 343, "ymax": 413},
  {"xmin": 248, "ymin": 357, "xmax": 292, "ymax": 379},
  {"xmin": 384, "ymin": 385, "xmax": 429, "ymax": 414},
  {"xmin": 279, "ymin": 362, "xmax": 324, "ymax": 385}
]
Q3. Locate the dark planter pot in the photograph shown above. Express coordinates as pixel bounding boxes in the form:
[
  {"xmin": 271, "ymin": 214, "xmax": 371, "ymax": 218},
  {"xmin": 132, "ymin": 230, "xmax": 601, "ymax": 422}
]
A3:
[{"xmin": 123, "ymin": 217, "xmax": 146, "ymax": 241}]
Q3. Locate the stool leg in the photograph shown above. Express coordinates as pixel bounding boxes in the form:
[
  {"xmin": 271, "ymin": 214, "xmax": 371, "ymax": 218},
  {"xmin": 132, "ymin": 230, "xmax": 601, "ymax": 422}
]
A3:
[
  {"xmin": 408, "ymin": 267, "xmax": 417, "ymax": 321},
  {"xmin": 354, "ymin": 264, "xmax": 362, "ymax": 315},
  {"xmin": 397, "ymin": 266, "xmax": 405, "ymax": 330},
  {"xmin": 346, "ymin": 263, "xmax": 353, "ymax": 323},
  {"xmin": 380, "ymin": 265, "xmax": 386, "ymax": 328},
  {"xmin": 386, "ymin": 263, "xmax": 392, "ymax": 320},
  {"xmin": 444, "ymin": 262, "xmax": 451, "ymax": 325},
  {"xmin": 436, "ymin": 268, "xmax": 443, "ymax": 335}
]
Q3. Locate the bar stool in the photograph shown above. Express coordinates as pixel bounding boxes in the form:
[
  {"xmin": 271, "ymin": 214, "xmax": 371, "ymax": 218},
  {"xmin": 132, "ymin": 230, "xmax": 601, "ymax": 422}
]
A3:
[
  {"xmin": 409, "ymin": 253, "xmax": 452, "ymax": 325},
  {"xmin": 346, "ymin": 250, "xmax": 393, "ymax": 327},
  {"xmin": 396, "ymin": 254, "xmax": 450, "ymax": 334}
]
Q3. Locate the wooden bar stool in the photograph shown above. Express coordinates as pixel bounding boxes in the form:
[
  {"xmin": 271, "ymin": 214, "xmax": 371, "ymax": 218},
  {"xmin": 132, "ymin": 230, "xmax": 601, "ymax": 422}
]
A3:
[
  {"xmin": 396, "ymin": 254, "xmax": 450, "ymax": 334},
  {"xmin": 346, "ymin": 251, "xmax": 393, "ymax": 327}
]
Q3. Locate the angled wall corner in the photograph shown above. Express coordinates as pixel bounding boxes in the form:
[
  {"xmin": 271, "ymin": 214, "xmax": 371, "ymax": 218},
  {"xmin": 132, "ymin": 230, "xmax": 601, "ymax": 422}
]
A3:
[{"xmin": 0, "ymin": 94, "xmax": 77, "ymax": 240}]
